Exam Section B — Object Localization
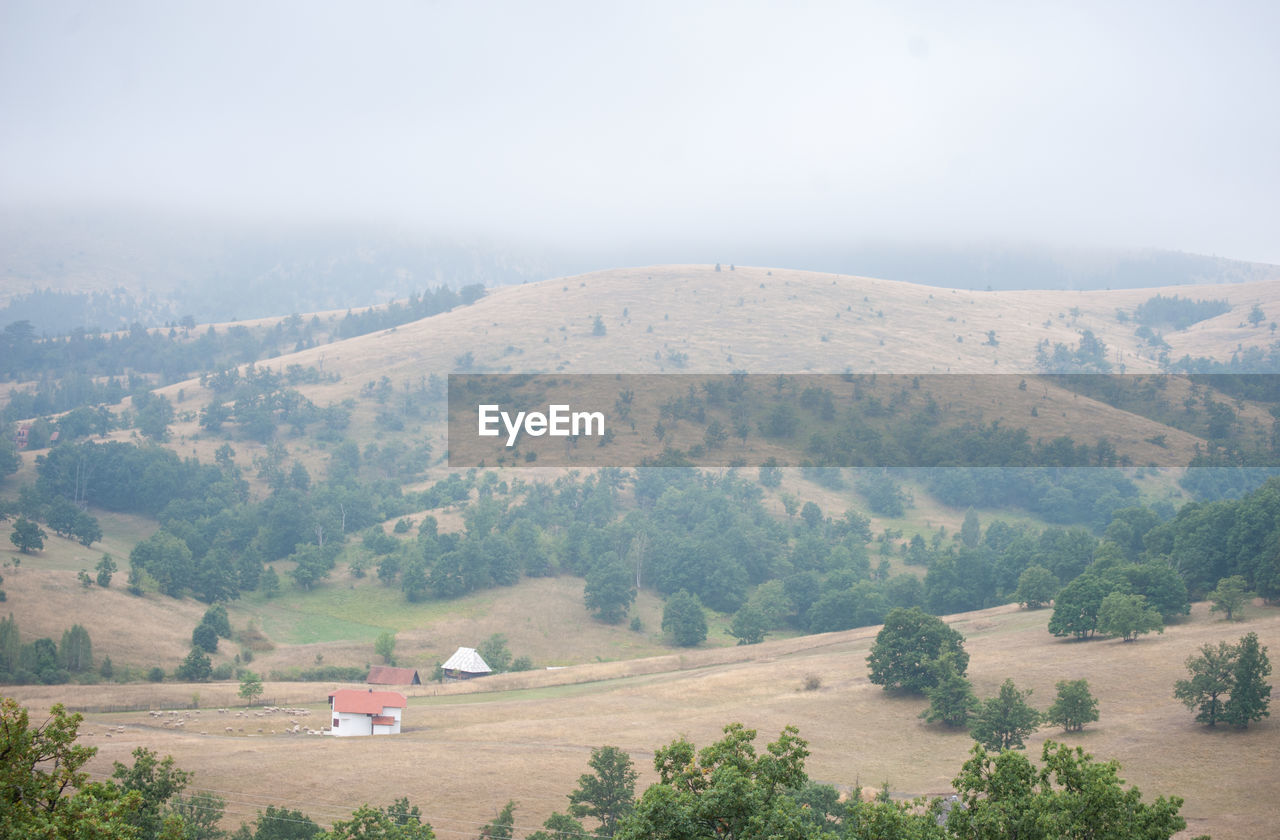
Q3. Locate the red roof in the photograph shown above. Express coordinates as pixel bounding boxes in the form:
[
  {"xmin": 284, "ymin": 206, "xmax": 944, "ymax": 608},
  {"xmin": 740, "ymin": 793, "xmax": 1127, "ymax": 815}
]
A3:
[
  {"xmin": 367, "ymin": 665, "xmax": 421, "ymax": 685},
  {"xmin": 329, "ymin": 689, "xmax": 407, "ymax": 714}
]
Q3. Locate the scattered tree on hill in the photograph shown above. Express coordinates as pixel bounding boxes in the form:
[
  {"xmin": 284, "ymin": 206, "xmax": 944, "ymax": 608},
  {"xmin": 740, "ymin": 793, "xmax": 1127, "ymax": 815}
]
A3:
[
  {"xmin": 169, "ymin": 790, "xmax": 228, "ymax": 840},
  {"xmin": 478, "ymin": 800, "xmax": 517, "ymax": 840},
  {"xmin": 567, "ymin": 745, "xmax": 637, "ymax": 838},
  {"xmin": 323, "ymin": 801, "xmax": 436, "ymax": 840},
  {"xmin": 10, "ymin": 516, "xmax": 45, "ymax": 553},
  {"xmin": 375, "ymin": 631, "xmax": 397, "ymax": 665},
  {"xmin": 478, "ymin": 633, "xmax": 513, "ymax": 673},
  {"xmin": 867, "ymin": 607, "xmax": 969, "ymax": 694},
  {"xmin": 948, "ymin": 741, "xmax": 1190, "ymax": 839},
  {"xmin": 58, "ymin": 624, "xmax": 93, "ymax": 673},
  {"xmin": 1208, "ymin": 574, "xmax": 1250, "ymax": 621},
  {"xmin": 1047, "ymin": 573, "xmax": 1111, "ymax": 639},
  {"xmin": 1174, "ymin": 639, "xmax": 1239, "ymax": 727},
  {"xmin": 234, "ymin": 804, "xmax": 322, "ymax": 840},
  {"xmin": 239, "ymin": 671, "xmax": 264, "ymax": 705},
  {"xmin": 525, "ymin": 812, "xmax": 588, "ymax": 840},
  {"xmin": 1045, "ymin": 679, "xmax": 1099, "ymax": 733},
  {"xmin": 1096, "ymin": 591, "xmax": 1164, "ymax": 641},
  {"xmin": 729, "ymin": 603, "xmax": 768, "ymax": 645},
  {"xmin": 192, "ymin": 623, "xmax": 219, "ymax": 654},
  {"xmin": 970, "ymin": 679, "xmax": 1041, "ymax": 751},
  {"xmin": 1014, "ymin": 565, "xmax": 1058, "ymax": 609},
  {"xmin": 584, "ymin": 554, "xmax": 636, "ymax": 624},
  {"xmin": 661, "ymin": 590, "xmax": 707, "ymax": 647},
  {"xmin": 1222, "ymin": 632, "xmax": 1272, "ymax": 729},
  {"xmin": 921, "ymin": 654, "xmax": 980, "ymax": 728},
  {"xmin": 175, "ymin": 648, "xmax": 212, "ymax": 682},
  {"xmin": 95, "ymin": 554, "xmax": 117, "ymax": 587},
  {"xmin": 112, "ymin": 745, "xmax": 194, "ymax": 839}
]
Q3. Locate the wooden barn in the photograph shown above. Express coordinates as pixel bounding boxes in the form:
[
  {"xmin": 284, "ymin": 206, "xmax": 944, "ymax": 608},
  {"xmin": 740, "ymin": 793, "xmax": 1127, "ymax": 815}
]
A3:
[
  {"xmin": 366, "ymin": 665, "xmax": 422, "ymax": 685},
  {"xmin": 441, "ymin": 646, "xmax": 492, "ymax": 679}
]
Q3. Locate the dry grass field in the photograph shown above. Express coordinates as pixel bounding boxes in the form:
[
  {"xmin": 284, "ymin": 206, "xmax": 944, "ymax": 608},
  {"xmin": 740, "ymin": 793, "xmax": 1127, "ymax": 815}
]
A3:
[{"xmin": 6, "ymin": 599, "xmax": 1277, "ymax": 839}]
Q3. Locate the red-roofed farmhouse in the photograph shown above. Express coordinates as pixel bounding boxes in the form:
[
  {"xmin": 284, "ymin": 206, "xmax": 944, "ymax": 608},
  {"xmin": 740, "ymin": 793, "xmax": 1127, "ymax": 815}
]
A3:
[{"xmin": 328, "ymin": 688, "xmax": 407, "ymax": 736}]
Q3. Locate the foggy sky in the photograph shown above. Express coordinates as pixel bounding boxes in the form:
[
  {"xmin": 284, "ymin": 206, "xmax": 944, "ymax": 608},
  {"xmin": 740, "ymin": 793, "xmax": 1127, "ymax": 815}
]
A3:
[{"xmin": 2, "ymin": 1, "xmax": 1278, "ymax": 265}]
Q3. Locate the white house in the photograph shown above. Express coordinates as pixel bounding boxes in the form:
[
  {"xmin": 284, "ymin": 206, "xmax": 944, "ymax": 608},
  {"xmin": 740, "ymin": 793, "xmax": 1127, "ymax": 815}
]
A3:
[
  {"xmin": 442, "ymin": 646, "xmax": 492, "ymax": 679},
  {"xmin": 328, "ymin": 688, "xmax": 407, "ymax": 736}
]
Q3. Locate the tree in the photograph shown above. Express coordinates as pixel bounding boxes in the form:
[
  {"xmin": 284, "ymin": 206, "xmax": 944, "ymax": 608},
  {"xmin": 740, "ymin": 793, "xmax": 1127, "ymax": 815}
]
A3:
[
  {"xmin": 584, "ymin": 555, "xmax": 636, "ymax": 624},
  {"xmin": 1095, "ymin": 591, "xmax": 1164, "ymax": 641},
  {"xmin": 59, "ymin": 623, "xmax": 94, "ymax": 673},
  {"xmin": 322, "ymin": 802, "xmax": 436, "ymax": 839},
  {"xmin": 1174, "ymin": 639, "xmax": 1237, "ymax": 727},
  {"xmin": 96, "ymin": 554, "xmax": 118, "ymax": 587},
  {"xmin": 170, "ymin": 790, "xmax": 227, "ymax": 840},
  {"xmin": 175, "ymin": 648, "xmax": 212, "ymax": 682},
  {"xmin": 729, "ymin": 603, "xmax": 768, "ymax": 645},
  {"xmin": 72, "ymin": 511, "xmax": 103, "ymax": 547},
  {"xmin": 960, "ymin": 508, "xmax": 981, "ymax": 548},
  {"xmin": 0, "ymin": 698, "xmax": 146, "ymax": 839},
  {"xmin": 478, "ymin": 800, "xmax": 516, "ymax": 840},
  {"xmin": 1046, "ymin": 679, "xmax": 1099, "ymax": 733},
  {"xmin": 948, "ymin": 741, "xmax": 1189, "ymax": 839},
  {"xmin": 192, "ymin": 622, "xmax": 219, "ymax": 654},
  {"xmin": 478, "ymin": 633, "xmax": 513, "ymax": 673},
  {"xmin": 1223, "ymin": 631, "xmax": 1272, "ymax": 729},
  {"xmin": 661, "ymin": 590, "xmax": 707, "ymax": 647},
  {"xmin": 240, "ymin": 804, "xmax": 322, "ymax": 840},
  {"xmin": 10, "ymin": 516, "xmax": 45, "ymax": 553},
  {"xmin": 615, "ymin": 724, "xmax": 813, "ymax": 840},
  {"xmin": 1208, "ymin": 574, "xmax": 1250, "ymax": 621},
  {"xmin": 112, "ymin": 745, "xmax": 193, "ymax": 839},
  {"xmin": 567, "ymin": 745, "xmax": 637, "ymax": 838},
  {"xmin": 970, "ymin": 678, "xmax": 1041, "ymax": 751},
  {"xmin": 239, "ymin": 671, "xmax": 265, "ymax": 705},
  {"xmin": 1013, "ymin": 565, "xmax": 1058, "ymax": 609},
  {"xmin": 867, "ymin": 607, "xmax": 969, "ymax": 694},
  {"xmin": 201, "ymin": 604, "xmax": 233, "ymax": 639},
  {"xmin": 525, "ymin": 812, "xmax": 587, "ymax": 840},
  {"xmin": 1047, "ymin": 573, "xmax": 1112, "ymax": 639},
  {"xmin": 375, "ymin": 631, "xmax": 397, "ymax": 665},
  {"xmin": 920, "ymin": 655, "xmax": 979, "ymax": 728}
]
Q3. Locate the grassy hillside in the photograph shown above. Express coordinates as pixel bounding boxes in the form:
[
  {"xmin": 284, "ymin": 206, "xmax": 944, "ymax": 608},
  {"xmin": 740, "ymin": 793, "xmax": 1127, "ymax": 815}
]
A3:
[{"xmin": 6, "ymin": 598, "xmax": 1277, "ymax": 839}]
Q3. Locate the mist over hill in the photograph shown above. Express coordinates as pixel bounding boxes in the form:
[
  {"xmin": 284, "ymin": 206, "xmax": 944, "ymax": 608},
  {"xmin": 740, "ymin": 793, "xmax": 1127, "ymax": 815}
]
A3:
[{"xmin": 3, "ymin": 209, "xmax": 1279, "ymax": 336}]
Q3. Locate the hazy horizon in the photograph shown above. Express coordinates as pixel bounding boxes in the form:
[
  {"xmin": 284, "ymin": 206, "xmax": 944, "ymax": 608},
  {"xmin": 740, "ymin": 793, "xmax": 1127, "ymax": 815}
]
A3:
[{"xmin": 3, "ymin": 2, "xmax": 1279, "ymax": 267}]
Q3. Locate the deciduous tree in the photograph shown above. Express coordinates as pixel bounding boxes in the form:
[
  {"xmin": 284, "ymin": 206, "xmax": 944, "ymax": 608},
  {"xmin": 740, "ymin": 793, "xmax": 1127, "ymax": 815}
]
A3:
[
  {"xmin": 1096, "ymin": 591, "xmax": 1163, "ymax": 641},
  {"xmin": 567, "ymin": 745, "xmax": 637, "ymax": 837},
  {"xmin": 1174, "ymin": 639, "xmax": 1236, "ymax": 727},
  {"xmin": 1045, "ymin": 679, "xmax": 1098, "ymax": 732},
  {"xmin": 1223, "ymin": 631, "xmax": 1271, "ymax": 729},
  {"xmin": 970, "ymin": 679, "xmax": 1041, "ymax": 751},
  {"xmin": 867, "ymin": 607, "xmax": 968, "ymax": 694}
]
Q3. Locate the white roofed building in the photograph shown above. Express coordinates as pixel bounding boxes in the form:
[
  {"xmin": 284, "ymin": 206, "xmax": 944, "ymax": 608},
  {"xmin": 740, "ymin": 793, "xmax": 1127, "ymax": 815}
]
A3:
[{"xmin": 442, "ymin": 646, "xmax": 492, "ymax": 679}]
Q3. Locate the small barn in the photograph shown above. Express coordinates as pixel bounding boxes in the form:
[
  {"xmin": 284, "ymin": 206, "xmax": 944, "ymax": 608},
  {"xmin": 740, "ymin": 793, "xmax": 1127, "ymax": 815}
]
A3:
[
  {"xmin": 441, "ymin": 646, "xmax": 492, "ymax": 679},
  {"xmin": 366, "ymin": 665, "xmax": 422, "ymax": 686},
  {"xmin": 328, "ymin": 688, "xmax": 407, "ymax": 736}
]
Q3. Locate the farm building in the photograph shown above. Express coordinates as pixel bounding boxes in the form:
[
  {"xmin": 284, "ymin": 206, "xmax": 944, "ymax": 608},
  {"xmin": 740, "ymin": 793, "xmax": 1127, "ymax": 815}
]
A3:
[
  {"xmin": 366, "ymin": 665, "xmax": 421, "ymax": 685},
  {"xmin": 442, "ymin": 646, "xmax": 491, "ymax": 679},
  {"xmin": 328, "ymin": 688, "xmax": 407, "ymax": 736}
]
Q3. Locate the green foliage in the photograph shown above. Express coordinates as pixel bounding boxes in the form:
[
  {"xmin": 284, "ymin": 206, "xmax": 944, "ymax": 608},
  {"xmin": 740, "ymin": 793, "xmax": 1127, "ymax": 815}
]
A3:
[
  {"xmin": 375, "ymin": 631, "xmax": 397, "ymax": 665},
  {"xmin": 10, "ymin": 516, "xmax": 45, "ymax": 553},
  {"xmin": 1174, "ymin": 639, "xmax": 1237, "ymax": 727},
  {"xmin": 58, "ymin": 624, "xmax": 94, "ymax": 673},
  {"xmin": 238, "ymin": 804, "xmax": 322, "ymax": 840},
  {"xmin": 1047, "ymin": 573, "xmax": 1112, "ymax": 639},
  {"xmin": 948, "ymin": 741, "xmax": 1189, "ymax": 839},
  {"xmin": 96, "ymin": 554, "xmax": 118, "ymax": 587},
  {"xmin": 478, "ymin": 800, "xmax": 516, "ymax": 840},
  {"xmin": 969, "ymin": 679, "xmax": 1041, "ymax": 751},
  {"xmin": 568, "ymin": 745, "xmax": 637, "ymax": 837},
  {"xmin": 112, "ymin": 745, "xmax": 194, "ymax": 839},
  {"xmin": 321, "ymin": 800, "xmax": 436, "ymax": 839},
  {"xmin": 0, "ymin": 698, "xmax": 146, "ymax": 839},
  {"xmin": 478, "ymin": 633, "xmax": 513, "ymax": 674},
  {"xmin": 176, "ymin": 648, "xmax": 212, "ymax": 682},
  {"xmin": 525, "ymin": 812, "xmax": 587, "ymax": 840},
  {"xmin": 1223, "ymin": 632, "xmax": 1272, "ymax": 729},
  {"xmin": 1096, "ymin": 591, "xmax": 1163, "ymax": 641},
  {"xmin": 661, "ymin": 590, "xmax": 707, "ymax": 647},
  {"xmin": 1045, "ymin": 679, "xmax": 1099, "ymax": 732},
  {"xmin": 615, "ymin": 723, "xmax": 812, "ymax": 840},
  {"xmin": 1208, "ymin": 574, "xmax": 1250, "ymax": 620},
  {"xmin": 1013, "ymin": 565, "xmax": 1058, "ymax": 609},
  {"xmin": 920, "ymin": 655, "xmax": 979, "ymax": 728},
  {"xmin": 729, "ymin": 603, "xmax": 768, "ymax": 645},
  {"xmin": 238, "ymin": 671, "xmax": 264, "ymax": 705},
  {"xmin": 192, "ymin": 623, "xmax": 219, "ymax": 654},
  {"xmin": 170, "ymin": 790, "xmax": 227, "ymax": 840},
  {"xmin": 584, "ymin": 554, "xmax": 636, "ymax": 624},
  {"xmin": 867, "ymin": 607, "xmax": 969, "ymax": 694}
]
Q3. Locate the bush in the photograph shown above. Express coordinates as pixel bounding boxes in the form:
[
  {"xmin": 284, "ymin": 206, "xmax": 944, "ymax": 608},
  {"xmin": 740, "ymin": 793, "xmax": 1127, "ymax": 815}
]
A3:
[
  {"xmin": 148, "ymin": 667, "xmax": 166, "ymax": 682},
  {"xmin": 803, "ymin": 674, "xmax": 822, "ymax": 691}
]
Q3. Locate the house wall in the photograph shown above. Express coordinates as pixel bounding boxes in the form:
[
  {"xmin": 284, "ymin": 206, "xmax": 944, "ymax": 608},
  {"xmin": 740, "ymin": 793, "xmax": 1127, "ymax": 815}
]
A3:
[{"xmin": 331, "ymin": 710, "xmax": 374, "ymax": 736}]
